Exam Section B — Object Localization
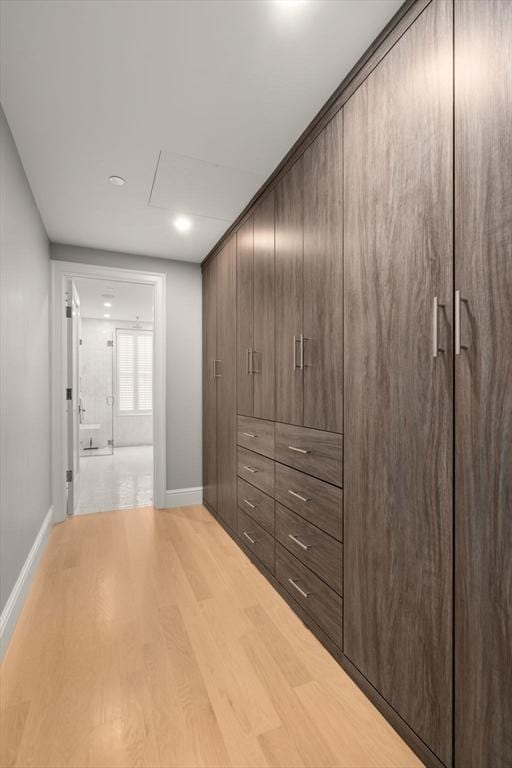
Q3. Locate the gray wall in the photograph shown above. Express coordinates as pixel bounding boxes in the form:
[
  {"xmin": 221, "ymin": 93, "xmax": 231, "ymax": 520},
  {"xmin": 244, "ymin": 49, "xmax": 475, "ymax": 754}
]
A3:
[
  {"xmin": 51, "ymin": 243, "xmax": 202, "ymax": 492},
  {"xmin": 0, "ymin": 105, "xmax": 51, "ymax": 612}
]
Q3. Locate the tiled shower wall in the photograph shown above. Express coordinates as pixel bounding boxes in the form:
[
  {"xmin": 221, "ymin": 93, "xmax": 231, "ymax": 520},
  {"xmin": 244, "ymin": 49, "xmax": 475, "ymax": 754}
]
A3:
[{"xmin": 80, "ymin": 318, "xmax": 153, "ymax": 449}]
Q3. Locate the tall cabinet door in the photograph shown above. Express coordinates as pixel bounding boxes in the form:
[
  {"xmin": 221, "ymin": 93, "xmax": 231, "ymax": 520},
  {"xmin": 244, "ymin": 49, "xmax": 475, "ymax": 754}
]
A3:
[
  {"xmin": 303, "ymin": 112, "xmax": 343, "ymax": 433},
  {"xmin": 455, "ymin": 2, "xmax": 512, "ymax": 766},
  {"xmin": 202, "ymin": 258, "xmax": 217, "ymax": 510},
  {"xmin": 343, "ymin": 2, "xmax": 453, "ymax": 764},
  {"xmin": 275, "ymin": 158, "xmax": 304, "ymax": 425},
  {"xmin": 237, "ymin": 217, "xmax": 254, "ymax": 416},
  {"xmin": 253, "ymin": 191, "xmax": 275, "ymax": 420},
  {"xmin": 217, "ymin": 236, "xmax": 237, "ymax": 531}
]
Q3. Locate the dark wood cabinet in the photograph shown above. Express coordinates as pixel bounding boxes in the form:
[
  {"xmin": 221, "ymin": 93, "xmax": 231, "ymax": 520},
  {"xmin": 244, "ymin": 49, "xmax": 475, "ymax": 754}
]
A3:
[
  {"xmin": 216, "ymin": 237, "xmax": 237, "ymax": 531},
  {"xmin": 343, "ymin": 2, "xmax": 454, "ymax": 764},
  {"xmin": 275, "ymin": 158, "xmax": 304, "ymax": 426},
  {"xmin": 202, "ymin": 257, "xmax": 217, "ymax": 510},
  {"xmin": 253, "ymin": 192, "xmax": 275, "ymax": 420},
  {"xmin": 454, "ymin": 1, "xmax": 512, "ymax": 766},
  {"xmin": 303, "ymin": 111, "xmax": 343, "ymax": 434},
  {"xmin": 236, "ymin": 216, "xmax": 254, "ymax": 417}
]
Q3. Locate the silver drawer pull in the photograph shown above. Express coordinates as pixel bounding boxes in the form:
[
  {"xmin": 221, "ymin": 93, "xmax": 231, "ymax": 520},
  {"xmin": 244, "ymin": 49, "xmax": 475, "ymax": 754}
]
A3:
[
  {"xmin": 243, "ymin": 531, "xmax": 257, "ymax": 545},
  {"xmin": 243, "ymin": 465, "xmax": 258, "ymax": 474},
  {"xmin": 288, "ymin": 445, "xmax": 310, "ymax": 454},
  {"xmin": 242, "ymin": 432, "xmax": 256, "ymax": 438},
  {"xmin": 242, "ymin": 498, "xmax": 256, "ymax": 509},
  {"xmin": 288, "ymin": 578, "xmax": 311, "ymax": 599},
  {"xmin": 288, "ymin": 534, "xmax": 310, "ymax": 551},
  {"xmin": 288, "ymin": 489, "xmax": 310, "ymax": 503}
]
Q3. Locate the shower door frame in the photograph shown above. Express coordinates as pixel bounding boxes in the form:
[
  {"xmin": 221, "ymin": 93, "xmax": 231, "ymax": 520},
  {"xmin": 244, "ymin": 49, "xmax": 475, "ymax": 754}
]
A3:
[{"xmin": 51, "ymin": 260, "xmax": 167, "ymax": 522}]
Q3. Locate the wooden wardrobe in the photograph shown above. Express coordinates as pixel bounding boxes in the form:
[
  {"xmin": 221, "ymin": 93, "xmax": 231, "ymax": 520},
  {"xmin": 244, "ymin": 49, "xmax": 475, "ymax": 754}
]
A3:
[{"xmin": 201, "ymin": 2, "xmax": 512, "ymax": 766}]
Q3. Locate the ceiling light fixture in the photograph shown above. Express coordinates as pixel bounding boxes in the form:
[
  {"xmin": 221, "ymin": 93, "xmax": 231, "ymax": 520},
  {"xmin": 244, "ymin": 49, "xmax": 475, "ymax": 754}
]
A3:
[
  {"xmin": 173, "ymin": 214, "xmax": 192, "ymax": 233},
  {"xmin": 108, "ymin": 175, "xmax": 125, "ymax": 186},
  {"xmin": 103, "ymin": 301, "xmax": 112, "ymax": 307},
  {"xmin": 103, "ymin": 313, "xmax": 111, "ymax": 319}
]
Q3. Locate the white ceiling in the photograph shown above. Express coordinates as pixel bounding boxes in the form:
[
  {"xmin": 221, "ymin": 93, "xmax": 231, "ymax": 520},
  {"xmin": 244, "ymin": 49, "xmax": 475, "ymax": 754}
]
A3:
[
  {"xmin": 0, "ymin": 0, "xmax": 402, "ymax": 263},
  {"xmin": 74, "ymin": 277, "xmax": 153, "ymax": 322}
]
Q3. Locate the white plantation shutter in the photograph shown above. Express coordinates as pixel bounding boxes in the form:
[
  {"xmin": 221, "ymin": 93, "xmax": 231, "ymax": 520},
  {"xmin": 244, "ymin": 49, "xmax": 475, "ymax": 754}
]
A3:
[
  {"xmin": 137, "ymin": 333, "xmax": 152, "ymax": 411},
  {"xmin": 116, "ymin": 329, "xmax": 153, "ymax": 414}
]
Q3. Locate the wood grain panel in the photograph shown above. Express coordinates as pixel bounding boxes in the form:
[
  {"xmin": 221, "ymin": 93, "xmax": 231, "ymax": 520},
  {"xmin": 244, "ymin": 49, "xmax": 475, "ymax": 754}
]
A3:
[
  {"xmin": 237, "ymin": 477, "xmax": 275, "ymax": 534},
  {"xmin": 217, "ymin": 236, "xmax": 237, "ymax": 531},
  {"xmin": 238, "ymin": 508, "xmax": 275, "ymax": 574},
  {"xmin": 303, "ymin": 110, "xmax": 343, "ymax": 433},
  {"xmin": 455, "ymin": 1, "xmax": 512, "ymax": 766},
  {"xmin": 276, "ymin": 503, "xmax": 343, "ymax": 595},
  {"xmin": 275, "ymin": 543, "xmax": 343, "ymax": 647},
  {"xmin": 253, "ymin": 191, "xmax": 276, "ymax": 420},
  {"xmin": 202, "ymin": 258, "xmax": 217, "ymax": 510},
  {"xmin": 275, "ymin": 463, "xmax": 342, "ymax": 542},
  {"xmin": 343, "ymin": 2, "xmax": 453, "ymax": 764},
  {"xmin": 275, "ymin": 422, "xmax": 343, "ymax": 487},
  {"xmin": 237, "ymin": 216, "xmax": 254, "ymax": 416},
  {"xmin": 237, "ymin": 414, "xmax": 275, "ymax": 459},
  {"xmin": 237, "ymin": 446, "xmax": 275, "ymax": 498},
  {"xmin": 275, "ymin": 159, "xmax": 304, "ymax": 426}
]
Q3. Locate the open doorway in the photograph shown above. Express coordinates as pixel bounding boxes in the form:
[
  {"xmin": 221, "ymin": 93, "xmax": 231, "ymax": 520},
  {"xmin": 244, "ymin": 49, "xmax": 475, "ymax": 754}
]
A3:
[
  {"xmin": 72, "ymin": 277, "xmax": 154, "ymax": 514},
  {"xmin": 51, "ymin": 261, "xmax": 166, "ymax": 524}
]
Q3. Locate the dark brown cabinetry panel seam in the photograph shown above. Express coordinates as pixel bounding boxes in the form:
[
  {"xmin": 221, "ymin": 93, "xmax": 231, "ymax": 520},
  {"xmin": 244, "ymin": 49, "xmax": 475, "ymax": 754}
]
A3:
[{"xmin": 201, "ymin": 0, "xmax": 432, "ymax": 272}]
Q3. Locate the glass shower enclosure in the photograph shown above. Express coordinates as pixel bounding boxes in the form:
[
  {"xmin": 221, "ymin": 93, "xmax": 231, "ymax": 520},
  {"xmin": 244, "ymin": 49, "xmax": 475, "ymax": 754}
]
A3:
[{"xmin": 79, "ymin": 320, "xmax": 114, "ymax": 456}]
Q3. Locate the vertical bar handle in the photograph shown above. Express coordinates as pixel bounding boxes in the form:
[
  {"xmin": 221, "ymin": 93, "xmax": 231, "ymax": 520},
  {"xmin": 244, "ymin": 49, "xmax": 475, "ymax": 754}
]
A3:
[
  {"xmin": 213, "ymin": 359, "xmax": 221, "ymax": 377},
  {"xmin": 432, "ymin": 297, "xmax": 445, "ymax": 358},
  {"xmin": 299, "ymin": 333, "xmax": 304, "ymax": 370},
  {"xmin": 293, "ymin": 335, "xmax": 298, "ymax": 370},
  {"xmin": 246, "ymin": 348, "xmax": 251, "ymax": 375},
  {"xmin": 455, "ymin": 290, "xmax": 461, "ymax": 355}
]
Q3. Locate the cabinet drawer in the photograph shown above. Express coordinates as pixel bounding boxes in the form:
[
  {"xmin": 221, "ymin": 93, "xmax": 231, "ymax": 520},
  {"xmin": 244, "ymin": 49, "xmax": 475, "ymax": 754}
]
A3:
[
  {"xmin": 237, "ymin": 446, "xmax": 275, "ymax": 496},
  {"xmin": 275, "ymin": 543, "xmax": 342, "ymax": 646},
  {"xmin": 237, "ymin": 477, "xmax": 275, "ymax": 534},
  {"xmin": 275, "ymin": 423, "xmax": 343, "ymax": 486},
  {"xmin": 237, "ymin": 415, "xmax": 275, "ymax": 458},
  {"xmin": 276, "ymin": 504, "xmax": 342, "ymax": 594},
  {"xmin": 238, "ymin": 508, "xmax": 275, "ymax": 574},
  {"xmin": 275, "ymin": 463, "xmax": 342, "ymax": 541}
]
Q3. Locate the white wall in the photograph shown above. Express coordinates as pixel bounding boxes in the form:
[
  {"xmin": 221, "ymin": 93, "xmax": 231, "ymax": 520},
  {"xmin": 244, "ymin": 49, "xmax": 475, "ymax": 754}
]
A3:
[
  {"xmin": 80, "ymin": 317, "xmax": 153, "ymax": 449},
  {"xmin": 0, "ymin": 105, "xmax": 51, "ymax": 613},
  {"xmin": 51, "ymin": 243, "xmax": 202, "ymax": 491}
]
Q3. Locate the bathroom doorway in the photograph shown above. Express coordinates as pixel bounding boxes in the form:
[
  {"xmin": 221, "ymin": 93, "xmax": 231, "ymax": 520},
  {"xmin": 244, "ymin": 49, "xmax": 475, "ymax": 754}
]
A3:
[{"xmin": 51, "ymin": 261, "xmax": 166, "ymax": 523}]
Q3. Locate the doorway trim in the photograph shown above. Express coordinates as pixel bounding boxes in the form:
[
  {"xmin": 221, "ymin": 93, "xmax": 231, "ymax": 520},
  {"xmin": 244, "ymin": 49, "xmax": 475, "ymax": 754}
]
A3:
[{"xmin": 51, "ymin": 260, "xmax": 166, "ymax": 523}]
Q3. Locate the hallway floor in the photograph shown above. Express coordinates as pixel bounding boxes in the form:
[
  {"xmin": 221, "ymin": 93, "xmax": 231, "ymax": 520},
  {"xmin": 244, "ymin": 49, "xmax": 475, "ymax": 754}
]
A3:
[
  {"xmin": 77, "ymin": 445, "xmax": 153, "ymax": 514},
  {"xmin": 0, "ymin": 506, "xmax": 422, "ymax": 768}
]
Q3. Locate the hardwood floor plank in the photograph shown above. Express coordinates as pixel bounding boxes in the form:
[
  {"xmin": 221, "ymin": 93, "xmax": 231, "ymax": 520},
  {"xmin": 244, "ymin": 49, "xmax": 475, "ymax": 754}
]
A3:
[{"xmin": 0, "ymin": 506, "xmax": 423, "ymax": 767}]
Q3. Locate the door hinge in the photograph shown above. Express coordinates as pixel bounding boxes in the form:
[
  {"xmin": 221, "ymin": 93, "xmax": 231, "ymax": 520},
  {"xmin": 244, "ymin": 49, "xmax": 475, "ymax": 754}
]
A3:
[
  {"xmin": 66, "ymin": 469, "xmax": 73, "ymax": 483},
  {"xmin": 66, "ymin": 387, "xmax": 72, "ymax": 401},
  {"xmin": 66, "ymin": 305, "xmax": 72, "ymax": 318},
  {"xmin": 107, "ymin": 340, "xmax": 114, "ymax": 347}
]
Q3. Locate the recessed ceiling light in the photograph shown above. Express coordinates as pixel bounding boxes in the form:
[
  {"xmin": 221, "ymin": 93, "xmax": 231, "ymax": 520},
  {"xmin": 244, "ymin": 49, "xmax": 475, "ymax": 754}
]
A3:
[
  {"xmin": 103, "ymin": 313, "xmax": 111, "ymax": 319},
  {"xmin": 108, "ymin": 176, "xmax": 125, "ymax": 186},
  {"xmin": 173, "ymin": 214, "xmax": 192, "ymax": 233},
  {"xmin": 104, "ymin": 301, "xmax": 112, "ymax": 308}
]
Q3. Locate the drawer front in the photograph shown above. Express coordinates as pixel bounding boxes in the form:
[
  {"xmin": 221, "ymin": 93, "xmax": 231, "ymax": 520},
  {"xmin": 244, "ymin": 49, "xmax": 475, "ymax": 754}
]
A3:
[
  {"xmin": 237, "ymin": 477, "xmax": 275, "ymax": 534},
  {"xmin": 237, "ymin": 446, "xmax": 275, "ymax": 496},
  {"xmin": 275, "ymin": 423, "xmax": 343, "ymax": 486},
  {"xmin": 238, "ymin": 508, "xmax": 275, "ymax": 573},
  {"xmin": 237, "ymin": 415, "xmax": 275, "ymax": 459},
  {"xmin": 275, "ymin": 463, "xmax": 342, "ymax": 541},
  {"xmin": 275, "ymin": 543, "xmax": 342, "ymax": 646},
  {"xmin": 276, "ymin": 504, "xmax": 342, "ymax": 594}
]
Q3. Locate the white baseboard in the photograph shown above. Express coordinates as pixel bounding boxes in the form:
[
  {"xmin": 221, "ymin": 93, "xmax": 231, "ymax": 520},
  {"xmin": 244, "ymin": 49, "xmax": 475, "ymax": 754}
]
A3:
[
  {"xmin": 0, "ymin": 506, "xmax": 53, "ymax": 661},
  {"xmin": 163, "ymin": 486, "xmax": 203, "ymax": 509}
]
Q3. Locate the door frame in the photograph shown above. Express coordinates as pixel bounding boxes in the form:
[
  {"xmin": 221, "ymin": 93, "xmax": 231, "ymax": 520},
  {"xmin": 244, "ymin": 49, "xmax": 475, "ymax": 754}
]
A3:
[{"xmin": 51, "ymin": 260, "xmax": 167, "ymax": 523}]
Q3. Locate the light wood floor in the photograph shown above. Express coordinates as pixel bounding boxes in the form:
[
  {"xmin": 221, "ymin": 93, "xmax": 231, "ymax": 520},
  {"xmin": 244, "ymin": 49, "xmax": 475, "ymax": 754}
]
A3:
[{"xmin": 0, "ymin": 506, "xmax": 422, "ymax": 768}]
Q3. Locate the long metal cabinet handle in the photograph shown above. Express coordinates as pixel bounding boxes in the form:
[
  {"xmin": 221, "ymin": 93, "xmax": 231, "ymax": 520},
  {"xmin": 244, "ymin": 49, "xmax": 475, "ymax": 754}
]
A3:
[
  {"xmin": 213, "ymin": 359, "xmax": 222, "ymax": 377},
  {"xmin": 288, "ymin": 445, "xmax": 310, "ymax": 454},
  {"xmin": 288, "ymin": 578, "xmax": 311, "ymax": 598},
  {"xmin": 288, "ymin": 534, "xmax": 310, "ymax": 550},
  {"xmin": 432, "ymin": 297, "xmax": 445, "ymax": 358},
  {"xmin": 243, "ymin": 465, "xmax": 258, "ymax": 474},
  {"xmin": 243, "ymin": 531, "xmax": 257, "ymax": 545},
  {"xmin": 242, "ymin": 432, "xmax": 256, "ymax": 438},
  {"xmin": 455, "ymin": 290, "xmax": 462, "ymax": 355},
  {"xmin": 288, "ymin": 489, "xmax": 310, "ymax": 503},
  {"xmin": 246, "ymin": 348, "xmax": 251, "ymax": 375},
  {"xmin": 242, "ymin": 498, "xmax": 256, "ymax": 509},
  {"xmin": 299, "ymin": 334, "xmax": 305, "ymax": 370},
  {"xmin": 293, "ymin": 335, "xmax": 298, "ymax": 370}
]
